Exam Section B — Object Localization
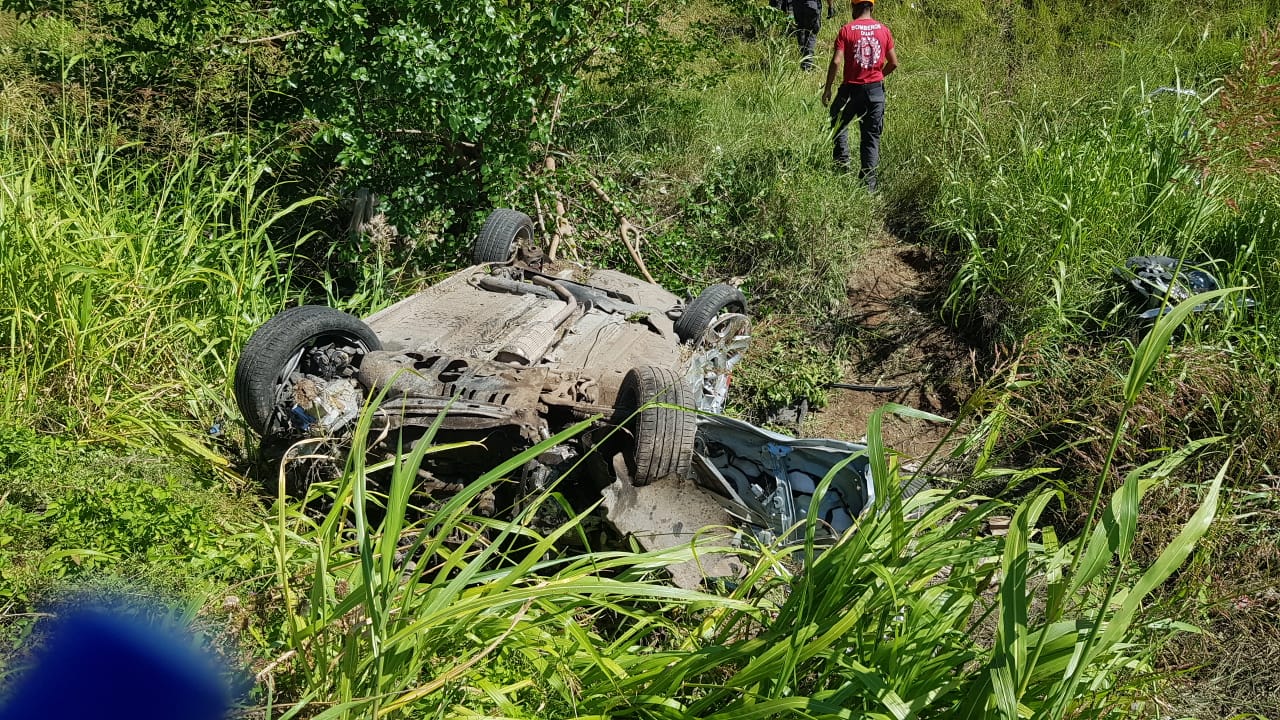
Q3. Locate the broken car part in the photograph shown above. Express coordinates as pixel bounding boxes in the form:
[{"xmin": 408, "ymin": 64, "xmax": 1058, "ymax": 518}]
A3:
[{"xmin": 1114, "ymin": 255, "xmax": 1255, "ymax": 320}]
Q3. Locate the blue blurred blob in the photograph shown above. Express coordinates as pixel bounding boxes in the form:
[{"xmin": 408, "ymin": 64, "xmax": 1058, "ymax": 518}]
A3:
[{"xmin": 0, "ymin": 608, "xmax": 233, "ymax": 720}]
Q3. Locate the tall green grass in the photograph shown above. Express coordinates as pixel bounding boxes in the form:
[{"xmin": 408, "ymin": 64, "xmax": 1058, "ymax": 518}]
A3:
[
  {"xmin": 257, "ymin": 298, "xmax": 1230, "ymax": 718},
  {"xmin": 550, "ymin": 0, "xmax": 1276, "ymax": 415},
  {"xmin": 918, "ymin": 44, "xmax": 1278, "ymax": 711},
  {"xmin": 932, "ymin": 86, "xmax": 1275, "ymax": 345},
  {"xmin": 0, "ymin": 114, "xmax": 315, "ymax": 440},
  {"xmin": 262, "ymin": 410, "xmax": 754, "ymax": 717}
]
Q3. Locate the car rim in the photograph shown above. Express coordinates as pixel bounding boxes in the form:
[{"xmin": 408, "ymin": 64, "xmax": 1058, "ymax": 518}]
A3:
[
  {"xmin": 509, "ymin": 224, "xmax": 533, "ymax": 260},
  {"xmin": 687, "ymin": 312, "xmax": 751, "ymax": 413},
  {"xmin": 268, "ymin": 334, "xmax": 372, "ymax": 435}
]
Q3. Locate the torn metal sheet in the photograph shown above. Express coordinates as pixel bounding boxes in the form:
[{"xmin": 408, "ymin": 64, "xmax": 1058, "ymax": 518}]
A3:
[
  {"xmin": 598, "ymin": 416, "xmax": 879, "ymax": 587},
  {"xmin": 600, "ymin": 459, "xmax": 745, "ymax": 589}
]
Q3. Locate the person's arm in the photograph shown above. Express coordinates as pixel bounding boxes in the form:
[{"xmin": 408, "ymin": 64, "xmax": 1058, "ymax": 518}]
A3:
[
  {"xmin": 883, "ymin": 46, "xmax": 898, "ymax": 77},
  {"xmin": 822, "ymin": 43, "xmax": 842, "ymax": 105}
]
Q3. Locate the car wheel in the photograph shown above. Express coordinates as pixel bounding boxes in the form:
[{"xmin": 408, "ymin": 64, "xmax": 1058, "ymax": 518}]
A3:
[
  {"xmin": 677, "ymin": 285, "xmax": 751, "ymax": 413},
  {"xmin": 472, "ymin": 209, "xmax": 535, "ymax": 264},
  {"xmin": 674, "ymin": 284, "xmax": 747, "ymax": 343},
  {"xmin": 615, "ymin": 366, "xmax": 697, "ymax": 486},
  {"xmin": 234, "ymin": 305, "xmax": 381, "ymax": 436}
]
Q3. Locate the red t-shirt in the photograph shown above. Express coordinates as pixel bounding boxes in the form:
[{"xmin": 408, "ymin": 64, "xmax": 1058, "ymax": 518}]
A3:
[{"xmin": 834, "ymin": 18, "xmax": 894, "ymax": 85}]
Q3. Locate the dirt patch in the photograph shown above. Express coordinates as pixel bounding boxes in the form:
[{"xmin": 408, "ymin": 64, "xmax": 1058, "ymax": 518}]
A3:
[{"xmin": 806, "ymin": 236, "xmax": 975, "ymax": 461}]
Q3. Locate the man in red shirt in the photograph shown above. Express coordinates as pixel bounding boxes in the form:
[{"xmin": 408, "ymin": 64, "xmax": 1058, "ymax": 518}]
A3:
[{"xmin": 822, "ymin": 0, "xmax": 898, "ymax": 190}]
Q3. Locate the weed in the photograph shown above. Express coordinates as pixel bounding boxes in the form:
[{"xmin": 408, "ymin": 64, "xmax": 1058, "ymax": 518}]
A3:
[
  {"xmin": 0, "ymin": 114, "xmax": 328, "ymax": 438},
  {"xmin": 731, "ymin": 318, "xmax": 843, "ymax": 415},
  {"xmin": 0, "ymin": 423, "xmax": 267, "ymax": 668},
  {"xmin": 1207, "ymin": 25, "xmax": 1280, "ymax": 175}
]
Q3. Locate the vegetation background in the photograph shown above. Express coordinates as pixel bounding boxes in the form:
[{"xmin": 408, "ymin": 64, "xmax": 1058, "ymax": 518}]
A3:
[{"xmin": 0, "ymin": 0, "xmax": 1277, "ymax": 717}]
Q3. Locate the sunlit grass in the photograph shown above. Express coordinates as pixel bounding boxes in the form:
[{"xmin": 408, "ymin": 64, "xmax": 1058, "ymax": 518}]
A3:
[
  {"xmin": 1, "ymin": 1, "xmax": 1274, "ymax": 715},
  {"xmin": 260, "ymin": 300, "xmax": 1231, "ymax": 717},
  {"xmin": 932, "ymin": 86, "xmax": 1274, "ymax": 346},
  {"xmin": 0, "ymin": 115, "xmax": 317, "ymax": 440}
]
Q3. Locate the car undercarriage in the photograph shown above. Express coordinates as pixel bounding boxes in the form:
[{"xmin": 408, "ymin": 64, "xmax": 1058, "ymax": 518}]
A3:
[{"xmin": 233, "ymin": 209, "xmax": 876, "ymax": 586}]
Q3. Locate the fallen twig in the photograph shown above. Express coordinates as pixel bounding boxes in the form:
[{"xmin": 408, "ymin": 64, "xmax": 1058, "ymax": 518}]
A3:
[
  {"xmin": 255, "ymin": 650, "xmax": 297, "ymax": 683},
  {"xmin": 536, "ymin": 88, "xmax": 575, "ymax": 261},
  {"xmin": 533, "ymin": 190, "xmax": 548, "ymax": 238},
  {"xmin": 584, "ymin": 176, "xmax": 657, "ymax": 283}
]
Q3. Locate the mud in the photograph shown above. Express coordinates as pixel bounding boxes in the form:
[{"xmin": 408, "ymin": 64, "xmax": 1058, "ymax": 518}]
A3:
[{"xmin": 807, "ymin": 235, "xmax": 975, "ymax": 461}]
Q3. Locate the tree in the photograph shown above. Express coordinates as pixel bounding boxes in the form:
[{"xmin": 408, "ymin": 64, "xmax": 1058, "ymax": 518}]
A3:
[{"xmin": 281, "ymin": 0, "xmax": 676, "ymax": 227}]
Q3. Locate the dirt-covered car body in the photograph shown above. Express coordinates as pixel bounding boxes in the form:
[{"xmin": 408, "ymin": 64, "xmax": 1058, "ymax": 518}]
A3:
[
  {"xmin": 235, "ymin": 210, "xmax": 886, "ymax": 585},
  {"xmin": 362, "ymin": 265, "xmax": 685, "ymax": 437},
  {"xmin": 235, "ymin": 209, "xmax": 751, "ymax": 494}
]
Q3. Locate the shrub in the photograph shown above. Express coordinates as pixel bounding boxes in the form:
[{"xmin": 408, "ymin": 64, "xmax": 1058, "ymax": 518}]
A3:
[
  {"xmin": 0, "ymin": 424, "xmax": 263, "ymax": 612},
  {"xmin": 280, "ymin": 0, "xmax": 687, "ymax": 229},
  {"xmin": 0, "ymin": 0, "xmax": 283, "ymax": 146}
]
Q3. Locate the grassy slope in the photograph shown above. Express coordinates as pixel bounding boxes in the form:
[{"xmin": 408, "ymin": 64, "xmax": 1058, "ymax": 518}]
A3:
[
  {"xmin": 548, "ymin": 0, "xmax": 1278, "ymax": 407},
  {"xmin": 0, "ymin": 94, "xmax": 288, "ymax": 670},
  {"xmin": 555, "ymin": 1, "xmax": 1280, "ymax": 714}
]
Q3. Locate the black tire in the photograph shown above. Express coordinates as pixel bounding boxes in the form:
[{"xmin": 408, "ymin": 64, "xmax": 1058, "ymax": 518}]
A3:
[
  {"xmin": 234, "ymin": 305, "xmax": 381, "ymax": 435},
  {"xmin": 900, "ymin": 475, "xmax": 930, "ymax": 502},
  {"xmin": 675, "ymin": 284, "xmax": 748, "ymax": 343},
  {"xmin": 615, "ymin": 366, "xmax": 697, "ymax": 486},
  {"xmin": 472, "ymin": 209, "xmax": 535, "ymax": 264}
]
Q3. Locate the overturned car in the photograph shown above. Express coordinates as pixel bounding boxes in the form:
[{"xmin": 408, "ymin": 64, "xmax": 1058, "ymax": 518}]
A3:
[
  {"xmin": 234, "ymin": 209, "xmax": 875, "ymax": 571},
  {"xmin": 235, "ymin": 208, "xmax": 751, "ymax": 491}
]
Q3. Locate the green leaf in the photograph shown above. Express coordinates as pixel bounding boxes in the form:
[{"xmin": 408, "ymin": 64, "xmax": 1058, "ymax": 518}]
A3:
[{"xmin": 1123, "ymin": 288, "xmax": 1237, "ymax": 405}]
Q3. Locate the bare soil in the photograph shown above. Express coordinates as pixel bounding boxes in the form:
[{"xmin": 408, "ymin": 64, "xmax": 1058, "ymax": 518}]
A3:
[{"xmin": 806, "ymin": 234, "xmax": 976, "ymax": 461}]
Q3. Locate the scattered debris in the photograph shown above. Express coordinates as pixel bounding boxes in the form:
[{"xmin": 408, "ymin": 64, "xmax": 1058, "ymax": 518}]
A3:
[
  {"xmin": 987, "ymin": 515, "xmax": 1011, "ymax": 537},
  {"xmin": 1114, "ymin": 255, "xmax": 1256, "ymax": 320}
]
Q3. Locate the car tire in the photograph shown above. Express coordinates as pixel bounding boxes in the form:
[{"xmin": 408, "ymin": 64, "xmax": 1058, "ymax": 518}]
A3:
[
  {"xmin": 234, "ymin": 305, "xmax": 382, "ymax": 435},
  {"xmin": 616, "ymin": 366, "xmax": 697, "ymax": 486},
  {"xmin": 900, "ymin": 475, "xmax": 930, "ymax": 502},
  {"xmin": 472, "ymin": 209, "xmax": 535, "ymax": 264},
  {"xmin": 675, "ymin": 284, "xmax": 748, "ymax": 343}
]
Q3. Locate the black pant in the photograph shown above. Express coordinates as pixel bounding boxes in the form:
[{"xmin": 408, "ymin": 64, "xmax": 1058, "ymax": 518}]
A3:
[
  {"xmin": 829, "ymin": 82, "xmax": 885, "ymax": 190},
  {"xmin": 792, "ymin": 0, "xmax": 821, "ymax": 70}
]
